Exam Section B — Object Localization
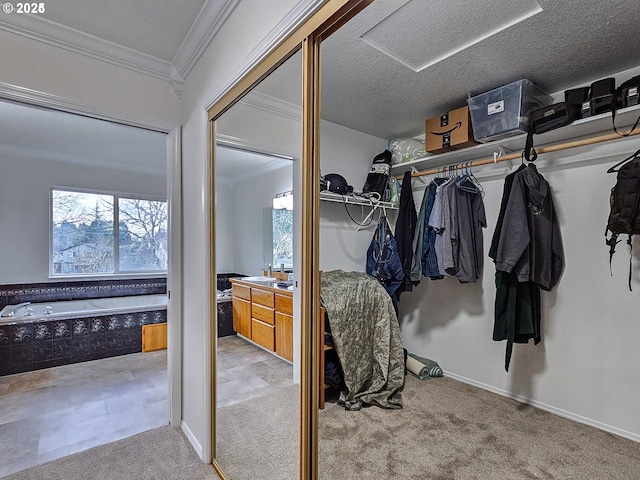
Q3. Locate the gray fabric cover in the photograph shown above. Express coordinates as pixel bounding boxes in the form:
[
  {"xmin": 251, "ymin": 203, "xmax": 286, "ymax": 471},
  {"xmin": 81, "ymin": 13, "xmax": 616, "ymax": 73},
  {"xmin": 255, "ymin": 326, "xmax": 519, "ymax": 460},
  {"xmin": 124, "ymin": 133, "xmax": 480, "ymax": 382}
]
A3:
[{"xmin": 320, "ymin": 270, "xmax": 405, "ymax": 410}]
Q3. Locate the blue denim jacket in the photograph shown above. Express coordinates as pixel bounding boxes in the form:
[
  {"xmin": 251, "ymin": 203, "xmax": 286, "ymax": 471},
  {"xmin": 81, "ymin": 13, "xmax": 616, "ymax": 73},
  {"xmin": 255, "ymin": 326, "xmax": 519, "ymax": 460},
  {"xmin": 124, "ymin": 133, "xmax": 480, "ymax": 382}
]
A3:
[{"xmin": 366, "ymin": 217, "xmax": 403, "ymax": 298}]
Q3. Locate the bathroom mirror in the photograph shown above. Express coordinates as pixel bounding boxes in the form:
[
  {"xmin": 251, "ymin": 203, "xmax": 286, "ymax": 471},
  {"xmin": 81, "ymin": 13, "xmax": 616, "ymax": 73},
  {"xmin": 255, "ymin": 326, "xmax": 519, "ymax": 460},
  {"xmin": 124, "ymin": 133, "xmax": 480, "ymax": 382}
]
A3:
[{"xmin": 213, "ymin": 50, "xmax": 302, "ymax": 479}]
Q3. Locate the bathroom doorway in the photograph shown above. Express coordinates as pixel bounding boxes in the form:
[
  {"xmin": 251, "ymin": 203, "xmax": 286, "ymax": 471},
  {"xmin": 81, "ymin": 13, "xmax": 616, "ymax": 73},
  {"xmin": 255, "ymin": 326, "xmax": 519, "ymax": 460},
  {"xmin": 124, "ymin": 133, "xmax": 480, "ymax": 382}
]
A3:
[{"xmin": 0, "ymin": 98, "xmax": 176, "ymax": 476}]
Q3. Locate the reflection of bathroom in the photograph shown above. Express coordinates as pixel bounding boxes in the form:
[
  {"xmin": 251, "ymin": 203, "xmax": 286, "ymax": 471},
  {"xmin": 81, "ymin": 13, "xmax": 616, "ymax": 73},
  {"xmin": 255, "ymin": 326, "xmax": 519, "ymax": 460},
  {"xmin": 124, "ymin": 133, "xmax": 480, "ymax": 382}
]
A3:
[{"xmin": 215, "ymin": 144, "xmax": 297, "ymax": 407}]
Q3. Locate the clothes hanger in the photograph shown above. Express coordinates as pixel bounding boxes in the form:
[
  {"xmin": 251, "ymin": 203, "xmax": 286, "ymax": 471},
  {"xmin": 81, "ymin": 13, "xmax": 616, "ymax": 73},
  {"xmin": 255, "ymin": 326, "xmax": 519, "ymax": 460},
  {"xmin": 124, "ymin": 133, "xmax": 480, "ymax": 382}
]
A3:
[{"xmin": 607, "ymin": 148, "xmax": 640, "ymax": 173}]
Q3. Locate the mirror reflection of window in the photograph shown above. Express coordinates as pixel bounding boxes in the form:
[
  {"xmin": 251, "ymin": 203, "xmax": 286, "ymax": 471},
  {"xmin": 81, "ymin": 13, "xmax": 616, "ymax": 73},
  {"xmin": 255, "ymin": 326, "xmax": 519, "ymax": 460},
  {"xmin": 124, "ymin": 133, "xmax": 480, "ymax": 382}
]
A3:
[{"xmin": 272, "ymin": 191, "xmax": 293, "ymax": 270}]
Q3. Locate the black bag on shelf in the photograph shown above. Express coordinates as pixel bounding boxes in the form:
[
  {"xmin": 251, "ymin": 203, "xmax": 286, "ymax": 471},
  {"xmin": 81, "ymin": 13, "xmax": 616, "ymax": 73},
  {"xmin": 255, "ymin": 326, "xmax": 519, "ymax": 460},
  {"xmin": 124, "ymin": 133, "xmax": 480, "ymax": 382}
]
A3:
[
  {"xmin": 362, "ymin": 149, "xmax": 392, "ymax": 200},
  {"xmin": 523, "ymin": 102, "xmax": 581, "ymax": 161}
]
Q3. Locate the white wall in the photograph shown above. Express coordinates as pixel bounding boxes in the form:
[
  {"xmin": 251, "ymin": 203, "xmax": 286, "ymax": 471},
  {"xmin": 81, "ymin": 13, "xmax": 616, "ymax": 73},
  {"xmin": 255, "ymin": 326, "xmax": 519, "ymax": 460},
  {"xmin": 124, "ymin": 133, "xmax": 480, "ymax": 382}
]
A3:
[
  {"xmin": 319, "ymin": 120, "xmax": 388, "ymax": 272},
  {"xmin": 179, "ymin": 0, "xmax": 301, "ymax": 459},
  {"xmin": 215, "ymin": 180, "xmax": 236, "ymax": 273},
  {"xmin": 0, "ymin": 154, "xmax": 166, "ymax": 284},
  {"xmin": 398, "ymin": 136, "xmax": 640, "ymax": 442}
]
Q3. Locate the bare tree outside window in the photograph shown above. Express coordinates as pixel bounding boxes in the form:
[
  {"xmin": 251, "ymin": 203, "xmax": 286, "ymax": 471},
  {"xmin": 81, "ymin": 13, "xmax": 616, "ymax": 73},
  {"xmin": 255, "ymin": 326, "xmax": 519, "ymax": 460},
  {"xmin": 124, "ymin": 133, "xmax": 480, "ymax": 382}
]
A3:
[
  {"xmin": 119, "ymin": 198, "xmax": 168, "ymax": 271},
  {"xmin": 52, "ymin": 191, "xmax": 114, "ymax": 274},
  {"xmin": 51, "ymin": 189, "xmax": 167, "ymax": 275},
  {"xmin": 272, "ymin": 208, "xmax": 293, "ymax": 269}
]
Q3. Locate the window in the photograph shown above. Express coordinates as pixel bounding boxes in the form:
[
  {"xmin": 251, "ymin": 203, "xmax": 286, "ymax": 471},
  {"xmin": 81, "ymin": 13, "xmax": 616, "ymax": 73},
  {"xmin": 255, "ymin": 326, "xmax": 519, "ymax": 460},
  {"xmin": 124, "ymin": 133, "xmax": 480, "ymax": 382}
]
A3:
[
  {"xmin": 51, "ymin": 189, "xmax": 167, "ymax": 275},
  {"xmin": 272, "ymin": 191, "xmax": 293, "ymax": 270}
]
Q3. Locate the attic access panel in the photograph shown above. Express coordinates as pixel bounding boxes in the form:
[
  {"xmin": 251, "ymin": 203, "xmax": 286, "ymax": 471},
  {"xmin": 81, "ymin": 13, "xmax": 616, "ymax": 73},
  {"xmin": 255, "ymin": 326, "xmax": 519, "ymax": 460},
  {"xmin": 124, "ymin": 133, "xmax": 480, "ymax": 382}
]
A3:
[{"xmin": 360, "ymin": 0, "xmax": 543, "ymax": 72}]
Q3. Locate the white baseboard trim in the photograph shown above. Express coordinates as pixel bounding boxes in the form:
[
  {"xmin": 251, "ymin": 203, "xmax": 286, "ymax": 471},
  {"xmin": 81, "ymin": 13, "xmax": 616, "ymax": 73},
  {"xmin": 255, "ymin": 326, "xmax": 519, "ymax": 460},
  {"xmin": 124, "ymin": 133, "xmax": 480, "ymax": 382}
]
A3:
[
  {"xmin": 181, "ymin": 420, "xmax": 203, "ymax": 460},
  {"xmin": 444, "ymin": 370, "xmax": 640, "ymax": 444}
]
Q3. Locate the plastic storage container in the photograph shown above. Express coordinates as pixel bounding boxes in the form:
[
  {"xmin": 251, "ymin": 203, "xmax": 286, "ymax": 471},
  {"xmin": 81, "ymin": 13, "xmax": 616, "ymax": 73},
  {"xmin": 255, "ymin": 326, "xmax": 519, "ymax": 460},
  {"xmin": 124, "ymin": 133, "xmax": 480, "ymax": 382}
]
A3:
[{"xmin": 468, "ymin": 79, "xmax": 552, "ymax": 143}]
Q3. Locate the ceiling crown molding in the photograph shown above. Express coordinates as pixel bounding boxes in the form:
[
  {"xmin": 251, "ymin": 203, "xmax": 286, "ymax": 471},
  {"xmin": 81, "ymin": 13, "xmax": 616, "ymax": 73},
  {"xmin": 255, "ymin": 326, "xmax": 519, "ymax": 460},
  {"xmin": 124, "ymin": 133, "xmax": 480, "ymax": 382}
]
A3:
[
  {"xmin": 239, "ymin": 91, "xmax": 302, "ymax": 122},
  {"xmin": 0, "ymin": 81, "xmax": 177, "ymax": 133},
  {"xmin": 0, "ymin": 0, "xmax": 240, "ymax": 98},
  {"xmin": 204, "ymin": 0, "xmax": 325, "ymax": 111},
  {"xmin": 0, "ymin": 13, "xmax": 173, "ymax": 81},
  {"xmin": 172, "ymin": 0, "xmax": 240, "ymax": 79}
]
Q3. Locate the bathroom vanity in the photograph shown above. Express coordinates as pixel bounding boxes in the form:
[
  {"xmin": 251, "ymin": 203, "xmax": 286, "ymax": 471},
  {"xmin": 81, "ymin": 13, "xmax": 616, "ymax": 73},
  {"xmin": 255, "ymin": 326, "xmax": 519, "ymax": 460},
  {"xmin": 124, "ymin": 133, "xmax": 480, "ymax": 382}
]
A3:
[{"xmin": 229, "ymin": 277, "xmax": 293, "ymax": 362}]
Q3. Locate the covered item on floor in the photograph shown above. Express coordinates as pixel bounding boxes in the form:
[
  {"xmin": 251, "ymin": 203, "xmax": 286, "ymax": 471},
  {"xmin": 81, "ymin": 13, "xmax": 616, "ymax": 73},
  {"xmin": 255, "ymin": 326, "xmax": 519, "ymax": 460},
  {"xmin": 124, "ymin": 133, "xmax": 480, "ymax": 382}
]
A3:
[
  {"xmin": 320, "ymin": 270, "xmax": 405, "ymax": 410},
  {"xmin": 406, "ymin": 353, "xmax": 443, "ymax": 379}
]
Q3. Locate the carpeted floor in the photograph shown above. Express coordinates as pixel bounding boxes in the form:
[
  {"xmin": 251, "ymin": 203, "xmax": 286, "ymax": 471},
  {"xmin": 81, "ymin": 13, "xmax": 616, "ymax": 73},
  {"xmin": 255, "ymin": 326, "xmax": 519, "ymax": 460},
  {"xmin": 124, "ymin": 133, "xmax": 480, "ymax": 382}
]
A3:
[
  {"xmin": 6, "ymin": 374, "xmax": 640, "ymax": 479},
  {"xmin": 2, "ymin": 426, "xmax": 218, "ymax": 480},
  {"xmin": 318, "ymin": 374, "xmax": 640, "ymax": 479}
]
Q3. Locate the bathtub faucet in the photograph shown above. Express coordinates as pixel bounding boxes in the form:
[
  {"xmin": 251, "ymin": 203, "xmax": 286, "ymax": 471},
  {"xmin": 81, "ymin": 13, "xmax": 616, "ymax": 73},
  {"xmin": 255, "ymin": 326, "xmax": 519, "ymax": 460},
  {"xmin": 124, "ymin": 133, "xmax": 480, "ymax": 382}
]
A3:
[{"xmin": 0, "ymin": 302, "xmax": 31, "ymax": 318}]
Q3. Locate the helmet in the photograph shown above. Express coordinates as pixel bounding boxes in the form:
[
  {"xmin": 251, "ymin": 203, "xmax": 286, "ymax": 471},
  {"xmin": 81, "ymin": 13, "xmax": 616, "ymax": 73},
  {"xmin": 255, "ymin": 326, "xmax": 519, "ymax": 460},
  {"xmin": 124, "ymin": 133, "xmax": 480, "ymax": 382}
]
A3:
[{"xmin": 324, "ymin": 173, "xmax": 352, "ymax": 194}]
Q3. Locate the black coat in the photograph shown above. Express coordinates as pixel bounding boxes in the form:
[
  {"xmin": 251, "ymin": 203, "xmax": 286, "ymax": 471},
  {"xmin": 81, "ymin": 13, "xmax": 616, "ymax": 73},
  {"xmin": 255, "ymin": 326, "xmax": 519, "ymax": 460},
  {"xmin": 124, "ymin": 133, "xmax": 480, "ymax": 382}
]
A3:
[{"xmin": 394, "ymin": 171, "xmax": 418, "ymax": 297}]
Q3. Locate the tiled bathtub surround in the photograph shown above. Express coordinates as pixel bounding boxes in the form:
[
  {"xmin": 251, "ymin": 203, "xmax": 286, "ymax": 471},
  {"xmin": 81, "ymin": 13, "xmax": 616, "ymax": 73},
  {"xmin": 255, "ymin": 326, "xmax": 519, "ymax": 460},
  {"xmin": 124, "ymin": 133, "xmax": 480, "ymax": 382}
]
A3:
[
  {"xmin": 0, "ymin": 309, "xmax": 166, "ymax": 376},
  {"xmin": 0, "ymin": 278, "xmax": 167, "ymax": 311},
  {"xmin": 0, "ymin": 278, "xmax": 166, "ymax": 376},
  {"xmin": 216, "ymin": 272, "xmax": 245, "ymax": 291}
]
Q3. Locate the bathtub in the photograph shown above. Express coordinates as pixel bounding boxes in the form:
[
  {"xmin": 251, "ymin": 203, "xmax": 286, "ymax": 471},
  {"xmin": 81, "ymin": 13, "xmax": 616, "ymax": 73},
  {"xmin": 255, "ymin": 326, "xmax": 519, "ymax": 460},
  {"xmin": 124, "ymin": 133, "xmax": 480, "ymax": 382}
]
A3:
[{"xmin": 0, "ymin": 294, "xmax": 167, "ymax": 325}]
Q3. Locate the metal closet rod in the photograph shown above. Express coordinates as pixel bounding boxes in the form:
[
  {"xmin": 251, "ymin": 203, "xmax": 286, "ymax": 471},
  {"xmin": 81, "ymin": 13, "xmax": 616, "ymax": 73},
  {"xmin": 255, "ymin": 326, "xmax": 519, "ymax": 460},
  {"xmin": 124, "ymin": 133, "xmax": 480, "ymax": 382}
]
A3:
[{"xmin": 404, "ymin": 127, "xmax": 640, "ymax": 179}]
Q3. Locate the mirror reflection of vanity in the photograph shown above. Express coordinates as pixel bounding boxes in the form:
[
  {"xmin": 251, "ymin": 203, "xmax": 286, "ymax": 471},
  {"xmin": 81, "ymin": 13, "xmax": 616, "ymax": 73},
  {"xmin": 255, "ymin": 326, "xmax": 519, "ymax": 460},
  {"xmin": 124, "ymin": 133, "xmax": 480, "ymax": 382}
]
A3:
[{"xmin": 212, "ymin": 51, "xmax": 302, "ymax": 480}]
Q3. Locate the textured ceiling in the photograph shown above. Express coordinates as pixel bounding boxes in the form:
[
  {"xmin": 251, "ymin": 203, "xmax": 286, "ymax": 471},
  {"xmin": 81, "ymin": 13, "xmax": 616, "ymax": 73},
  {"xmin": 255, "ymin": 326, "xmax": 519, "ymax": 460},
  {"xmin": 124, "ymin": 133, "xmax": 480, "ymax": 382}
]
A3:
[
  {"xmin": 38, "ymin": 0, "xmax": 206, "ymax": 61},
  {"xmin": 321, "ymin": 0, "xmax": 640, "ymax": 140}
]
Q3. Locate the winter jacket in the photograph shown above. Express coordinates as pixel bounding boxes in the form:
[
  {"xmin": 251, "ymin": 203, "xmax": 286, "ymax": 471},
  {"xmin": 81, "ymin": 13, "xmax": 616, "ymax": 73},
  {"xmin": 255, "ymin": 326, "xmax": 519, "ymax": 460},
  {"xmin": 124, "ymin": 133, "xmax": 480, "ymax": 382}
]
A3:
[
  {"xmin": 495, "ymin": 164, "xmax": 564, "ymax": 291},
  {"xmin": 366, "ymin": 217, "xmax": 404, "ymax": 299}
]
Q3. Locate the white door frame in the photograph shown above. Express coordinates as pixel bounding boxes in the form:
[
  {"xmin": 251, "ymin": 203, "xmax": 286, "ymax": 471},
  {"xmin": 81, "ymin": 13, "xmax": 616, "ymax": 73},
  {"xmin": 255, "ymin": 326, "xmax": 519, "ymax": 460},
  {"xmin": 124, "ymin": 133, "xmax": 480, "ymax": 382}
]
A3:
[{"xmin": 0, "ymin": 81, "xmax": 182, "ymax": 426}]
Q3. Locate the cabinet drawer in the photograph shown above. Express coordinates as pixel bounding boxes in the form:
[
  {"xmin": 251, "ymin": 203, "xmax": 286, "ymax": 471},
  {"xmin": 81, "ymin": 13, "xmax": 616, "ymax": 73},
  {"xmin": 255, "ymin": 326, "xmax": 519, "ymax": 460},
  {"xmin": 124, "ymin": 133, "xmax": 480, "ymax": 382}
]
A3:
[
  {"xmin": 252, "ymin": 303, "xmax": 274, "ymax": 325},
  {"xmin": 232, "ymin": 283, "xmax": 251, "ymax": 301},
  {"xmin": 251, "ymin": 319, "xmax": 275, "ymax": 351},
  {"xmin": 251, "ymin": 288, "xmax": 274, "ymax": 308},
  {"xmin": 275, "ymin": 293, "xmax": 292, "ymax": 315}
]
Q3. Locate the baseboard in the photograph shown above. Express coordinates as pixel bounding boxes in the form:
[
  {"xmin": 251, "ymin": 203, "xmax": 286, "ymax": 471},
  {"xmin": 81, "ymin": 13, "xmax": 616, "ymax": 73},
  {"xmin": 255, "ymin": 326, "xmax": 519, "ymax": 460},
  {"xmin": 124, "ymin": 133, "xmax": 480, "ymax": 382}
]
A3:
[
  {"xmin": 444, "ymin": 370, "xmax": 640, "ymax": 444},
  {"xmin": 181, "ymin": 420, "xmax": 203, "ymax": 459}
]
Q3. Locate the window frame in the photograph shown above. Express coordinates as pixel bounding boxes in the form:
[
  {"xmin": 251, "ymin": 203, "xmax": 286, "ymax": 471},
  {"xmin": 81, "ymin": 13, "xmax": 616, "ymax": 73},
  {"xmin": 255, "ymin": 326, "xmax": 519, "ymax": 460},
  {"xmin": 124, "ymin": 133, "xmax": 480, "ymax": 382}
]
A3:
[{"xmin": 49, "ymin": 186, "xmax": 168, "ymax": 278}]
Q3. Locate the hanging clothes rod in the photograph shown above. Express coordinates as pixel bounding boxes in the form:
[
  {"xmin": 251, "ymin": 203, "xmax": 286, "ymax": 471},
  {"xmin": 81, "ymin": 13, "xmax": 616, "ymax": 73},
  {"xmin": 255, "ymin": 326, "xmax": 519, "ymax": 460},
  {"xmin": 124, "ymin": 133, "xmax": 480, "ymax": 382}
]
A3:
[{"xmin": 405, "ymin": 127, "xmax": 640, "ymax": 179}]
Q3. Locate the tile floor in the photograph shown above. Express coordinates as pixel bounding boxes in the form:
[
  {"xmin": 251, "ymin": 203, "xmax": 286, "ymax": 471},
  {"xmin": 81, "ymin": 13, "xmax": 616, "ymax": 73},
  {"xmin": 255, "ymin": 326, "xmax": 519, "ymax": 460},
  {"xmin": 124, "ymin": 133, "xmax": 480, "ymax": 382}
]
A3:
[
  {"xmin": 0, "ymin": 335, "xmax": 293, "ymax": 478},
  {"xmin": 0, "ymin": 350, "xmax": 168, "ymax": 478},
  {"xmin": 216, "ymin": 335, "xmax": 294, "ymax": 408}
]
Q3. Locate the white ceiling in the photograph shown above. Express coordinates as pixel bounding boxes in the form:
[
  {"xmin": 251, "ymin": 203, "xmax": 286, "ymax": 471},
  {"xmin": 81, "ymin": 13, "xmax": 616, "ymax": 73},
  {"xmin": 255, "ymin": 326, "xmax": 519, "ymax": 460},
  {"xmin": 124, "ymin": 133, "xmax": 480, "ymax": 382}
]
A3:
[
  {"xmin": 0, "ymin": 101, "xmax": 167, "ymax": 176},
  {"xmin": 37, "ymin": 0, "xmax": 206, "ymax": 62},
  {"xmin": 3, "ymin": 0, "xmax": 640, "ymax": 178}
]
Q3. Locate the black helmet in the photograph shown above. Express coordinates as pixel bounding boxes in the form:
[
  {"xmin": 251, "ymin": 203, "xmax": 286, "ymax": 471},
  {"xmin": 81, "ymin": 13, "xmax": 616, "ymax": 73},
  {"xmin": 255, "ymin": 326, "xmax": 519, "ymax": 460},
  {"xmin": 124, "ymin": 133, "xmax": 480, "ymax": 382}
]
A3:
[{"xmin": 324, "ymin": 173, "xmax": 352, "ymax": 194}]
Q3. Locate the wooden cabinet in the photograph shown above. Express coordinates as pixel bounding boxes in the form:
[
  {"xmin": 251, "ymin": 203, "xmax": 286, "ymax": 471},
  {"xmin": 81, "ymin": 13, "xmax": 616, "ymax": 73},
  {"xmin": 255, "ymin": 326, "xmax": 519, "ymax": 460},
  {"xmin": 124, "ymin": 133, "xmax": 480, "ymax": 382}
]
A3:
[
  {"xmin": 231, "ymin": 278, "xmax": 292, "ymax": 360},
  {"xmin": 275, "ymin": 312, "xmax": 293, "ymax": 361},
  {"xmin": 142, "ymin": 323, "xmax": 167, "ymax": 352},
  {"xmin": 275, "ymin": 293, "xmax": 293, "ymax": 361},
  {"xmin": 232, "ymin": 296, "xmax": 252, "ymax": 338}
]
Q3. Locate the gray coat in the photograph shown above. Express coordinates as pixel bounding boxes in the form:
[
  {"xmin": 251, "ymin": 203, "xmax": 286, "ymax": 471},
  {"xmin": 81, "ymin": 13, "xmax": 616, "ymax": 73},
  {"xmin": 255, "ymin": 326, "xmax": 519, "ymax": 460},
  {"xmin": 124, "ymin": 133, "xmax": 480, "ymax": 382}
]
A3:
[{"xmin": 495, "ymin": 165, "xmax": 564, "ymax": 290}]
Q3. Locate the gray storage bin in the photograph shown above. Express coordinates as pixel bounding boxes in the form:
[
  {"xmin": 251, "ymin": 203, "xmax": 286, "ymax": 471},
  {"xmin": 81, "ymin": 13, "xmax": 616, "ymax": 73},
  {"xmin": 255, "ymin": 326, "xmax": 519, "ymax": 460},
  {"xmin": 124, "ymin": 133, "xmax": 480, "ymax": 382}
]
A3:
[{"xmin": 468, "ymin": 79, "xmax": 552, "ymax": 143}]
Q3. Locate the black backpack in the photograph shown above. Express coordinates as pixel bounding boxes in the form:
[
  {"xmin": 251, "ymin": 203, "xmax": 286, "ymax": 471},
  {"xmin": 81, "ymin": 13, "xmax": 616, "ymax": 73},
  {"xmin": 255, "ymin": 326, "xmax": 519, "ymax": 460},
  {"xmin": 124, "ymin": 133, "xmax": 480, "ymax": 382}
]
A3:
[
  {"xmin": 363, "ymin": 150, "xmax": 392, "ymax": 200},
  {"xmin": 605, "ymin": 148, "xmax": 640, "ymax": 289}
]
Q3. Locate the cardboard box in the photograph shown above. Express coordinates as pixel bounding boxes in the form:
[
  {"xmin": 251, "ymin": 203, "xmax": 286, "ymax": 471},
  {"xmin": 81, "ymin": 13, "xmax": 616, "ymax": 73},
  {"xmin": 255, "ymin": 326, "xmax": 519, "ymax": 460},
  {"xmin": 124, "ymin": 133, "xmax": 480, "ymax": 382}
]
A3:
[{"xmin": 425, "ymin": 106, "xmax": 478, "ymax": 154}]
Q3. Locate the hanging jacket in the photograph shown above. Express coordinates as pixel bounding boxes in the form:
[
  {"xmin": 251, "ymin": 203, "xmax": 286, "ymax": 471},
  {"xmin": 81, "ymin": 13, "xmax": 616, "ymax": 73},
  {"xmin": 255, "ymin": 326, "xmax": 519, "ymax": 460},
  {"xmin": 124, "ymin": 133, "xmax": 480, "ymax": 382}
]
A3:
[
  {"xmin": 394, "ymin": 171, "xmax": 418, "ymax": 296},
  {"xmin": 421, "ymin": 179, "xmax": 444, "ymax": 279},
  {"xmin": 366, "ymin": 217, "xmax": 403, "ymax": 300},
  {"xmin": 495, "ymin": 164, "xmax": 564, "ymax": 291},
  {"xmin": 491, "ymin": 164, "xmax": 542, "ymax": 372}
]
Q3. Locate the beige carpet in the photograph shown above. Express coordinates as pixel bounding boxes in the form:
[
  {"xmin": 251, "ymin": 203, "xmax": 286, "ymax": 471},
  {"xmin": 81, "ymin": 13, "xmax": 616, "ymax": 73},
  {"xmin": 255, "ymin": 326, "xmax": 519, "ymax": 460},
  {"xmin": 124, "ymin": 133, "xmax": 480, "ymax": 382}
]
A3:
[
  {"xmin": 2, "ymin": 426, "xmax": 217, "ymax": 480},
  {"xmin": 318, "ymin": 374, "xmax": 640, "ymax": 479},
  {"xmin": 215, "ymin": 383, "xmax": 300, "ymax": 480}
]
